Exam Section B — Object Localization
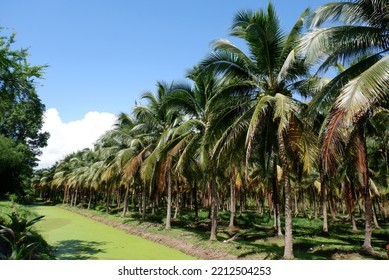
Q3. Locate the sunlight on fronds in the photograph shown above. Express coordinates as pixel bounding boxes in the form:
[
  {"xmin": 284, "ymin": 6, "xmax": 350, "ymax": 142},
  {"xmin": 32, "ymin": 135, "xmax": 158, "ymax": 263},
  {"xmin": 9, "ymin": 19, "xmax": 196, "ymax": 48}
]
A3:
[
  {"xmin": 369, "ymin": 178, "xmax": 380, "ymax": 196},
  {"xmin": 212, "ymin": 39, "xmax": 254, "ymax": 68},
  {"xmin": 277, "ymin": 165, "xmax": 283, "ymax": 182},
  {"xmin": 309, "ymin": 2, "xmax": 356, "ymax": 28},
  {"xmin": 298, "ymin": 27, "xmax": 334, "ymax": 65},
  {"xmin": 273, "ymin": 93, "xmax": 298, "ymax": 136},
  {"xmin": 314, "ymin": 180, "xmax": 321, "ymax": 192},
  {"xmin": 277, "ymin": 49, "xmax": 297, "ymax": 84},
  {"xmin": 336, "ymin": 55, "xmax": 389, "ymax": 120}
]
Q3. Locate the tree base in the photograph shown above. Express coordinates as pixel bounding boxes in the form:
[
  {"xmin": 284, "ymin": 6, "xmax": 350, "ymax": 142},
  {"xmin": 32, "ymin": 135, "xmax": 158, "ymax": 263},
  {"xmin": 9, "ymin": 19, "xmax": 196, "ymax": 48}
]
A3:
[
  {"xmin": 360, "ymin": 245, "xmax": 375, "ymax": 255},
  {"xmin": 282, "ymin": 254, "xmax": 294, "ymax": 260}
]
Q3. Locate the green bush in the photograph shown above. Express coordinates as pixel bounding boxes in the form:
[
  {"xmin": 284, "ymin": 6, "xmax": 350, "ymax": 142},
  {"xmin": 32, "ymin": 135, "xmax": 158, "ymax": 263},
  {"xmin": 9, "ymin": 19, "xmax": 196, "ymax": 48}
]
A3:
[{"xmin": 0, "ymin": 210, "xmax": 55, "ymax": 259}]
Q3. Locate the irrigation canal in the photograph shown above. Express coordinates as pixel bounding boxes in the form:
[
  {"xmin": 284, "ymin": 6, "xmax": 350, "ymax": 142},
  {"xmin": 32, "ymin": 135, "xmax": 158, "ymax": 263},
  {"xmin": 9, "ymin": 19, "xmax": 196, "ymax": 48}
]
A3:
[{"xmin": 31, "ymin": 205, "xmax": 195, "ymax": 260}]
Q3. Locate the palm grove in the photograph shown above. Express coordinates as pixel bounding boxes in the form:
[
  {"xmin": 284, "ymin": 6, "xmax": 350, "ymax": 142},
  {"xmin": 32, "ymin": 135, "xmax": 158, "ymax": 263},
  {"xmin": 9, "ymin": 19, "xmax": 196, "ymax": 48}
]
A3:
[{"xmin": 28, "ymin": 1, "xmax": 389, "ymax": 259}]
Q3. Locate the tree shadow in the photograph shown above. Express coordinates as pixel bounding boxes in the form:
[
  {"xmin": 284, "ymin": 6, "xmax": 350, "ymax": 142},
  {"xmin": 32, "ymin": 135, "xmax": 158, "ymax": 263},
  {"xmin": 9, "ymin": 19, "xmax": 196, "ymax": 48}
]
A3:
[{"xmin": 53, "ymin": 239, "xmax": 107, "ymax": 260}]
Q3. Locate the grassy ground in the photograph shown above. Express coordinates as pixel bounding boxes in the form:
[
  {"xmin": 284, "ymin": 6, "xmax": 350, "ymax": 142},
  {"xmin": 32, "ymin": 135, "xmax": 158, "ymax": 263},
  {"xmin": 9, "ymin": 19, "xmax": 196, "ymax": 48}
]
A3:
[
  {"xmin": 2, "ymin": 201, "xmax": 388, "ymax": 259},
  {"xmin": 69, "ymin": 205, "xmax": 389, "ymax": 260}
]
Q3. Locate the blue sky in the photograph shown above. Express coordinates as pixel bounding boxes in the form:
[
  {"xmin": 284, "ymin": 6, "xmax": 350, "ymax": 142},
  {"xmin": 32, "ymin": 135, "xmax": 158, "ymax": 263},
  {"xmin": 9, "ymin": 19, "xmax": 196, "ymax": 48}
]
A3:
[
  {"xmin": 2, "ymin": 0, "xmax": 329, "ymax": 122},
  {"xmin": 1, "ymin": 0, "xmax": 330, "ymax": 167}
]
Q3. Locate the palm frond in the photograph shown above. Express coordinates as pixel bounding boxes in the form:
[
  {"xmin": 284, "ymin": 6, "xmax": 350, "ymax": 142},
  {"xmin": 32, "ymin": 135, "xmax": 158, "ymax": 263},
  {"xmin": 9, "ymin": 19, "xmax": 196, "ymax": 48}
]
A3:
[
  {"xmin": 281, "ymin": 8, "xmax": 310, "ymax": 59},
  {"xmin": 336, "ymin": 54, "xmax": 389, "ymax": 120},
  {"xmin": 309, "ymin": 2, "xmax": 357, "ymax": 27},
  {"xmin": 273, "ymin": 93, "xmax": 299, "ymax": 136},
  {"xmin": 245, "ymin": 95, "xmax": 274, "ymax": 161},
  {"xmin": 308, "ymin": 52, "xmax": 383, "ymax": 115},
  {"xmin": 321, "ymin": 108, "xmax": 346, "ymax": 174}
]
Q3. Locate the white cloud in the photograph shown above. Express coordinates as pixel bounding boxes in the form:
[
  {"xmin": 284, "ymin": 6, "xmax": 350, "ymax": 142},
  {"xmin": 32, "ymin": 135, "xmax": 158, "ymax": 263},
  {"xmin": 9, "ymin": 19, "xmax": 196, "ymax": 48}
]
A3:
[{"xmin": 37, "ymin": 108, "xmax": 117, "ymax": 169}]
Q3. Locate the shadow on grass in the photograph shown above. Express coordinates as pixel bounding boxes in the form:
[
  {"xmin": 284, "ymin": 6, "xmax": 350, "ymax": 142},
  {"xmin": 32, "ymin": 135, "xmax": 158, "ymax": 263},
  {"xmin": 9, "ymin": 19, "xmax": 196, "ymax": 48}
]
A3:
[
  {"xmin": 236, "ymin": 242, "xmax": 284, "ymax": 259},
  {"xmin": 54, "ymin": 239, "xmax": 107, "ymax": 260}
]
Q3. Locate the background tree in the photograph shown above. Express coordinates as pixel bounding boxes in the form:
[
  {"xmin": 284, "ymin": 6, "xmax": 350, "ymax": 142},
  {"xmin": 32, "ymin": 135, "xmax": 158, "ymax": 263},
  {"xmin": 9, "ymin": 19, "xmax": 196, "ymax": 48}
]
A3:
[
  {"xmin": 0, "ymin": 29, "xmax": 49, "ymax": 197},
  {"xmin": 300, "ymin": 0, "xmax": 389, "ymax": 253},
  {"xmin": 200, "ymin": 3, "xmax": 314, "ymax": 258}
]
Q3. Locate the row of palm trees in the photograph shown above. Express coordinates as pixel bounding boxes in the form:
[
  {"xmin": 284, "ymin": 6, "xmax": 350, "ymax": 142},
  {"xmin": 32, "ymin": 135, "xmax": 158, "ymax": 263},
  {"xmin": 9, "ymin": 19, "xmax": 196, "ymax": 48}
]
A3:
[{"xmin": 31, "ymin": 1, "xmax": 389, "ymax": 259}]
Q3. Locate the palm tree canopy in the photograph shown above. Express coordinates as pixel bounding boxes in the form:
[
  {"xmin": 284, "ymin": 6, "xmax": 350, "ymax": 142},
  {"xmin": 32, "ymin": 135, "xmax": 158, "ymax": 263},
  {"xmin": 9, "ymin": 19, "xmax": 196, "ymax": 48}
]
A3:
[
  {"xmin": 301, "ymin": 0, "xmax": 389, "ymax": 117},
  {"xmin": 201, "ymin": 3, "xmax": 310, "ymax": 95},
  {"xmin": 300, "ymin": 0, "xmax": 389, "ymax": 174}
]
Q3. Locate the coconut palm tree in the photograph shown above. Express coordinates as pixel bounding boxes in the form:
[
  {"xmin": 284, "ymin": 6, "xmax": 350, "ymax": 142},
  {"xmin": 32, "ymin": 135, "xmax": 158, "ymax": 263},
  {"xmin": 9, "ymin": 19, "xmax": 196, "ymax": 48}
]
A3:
[
  {"xmin": 200, "ymin": 3, "xmax": 315, "ymax": 259},
  {"xmin": 133, "ymin": 81, "xmax": 184, "ymax": 225},
  {"xmin": 162, "ymin": 66, "xmax": 228, "ymax": 239},
  {"xmin": 102, "ymin": 112, "xmax": 144, "ymax": 217},
  {"xmin": 300, "ymin": 0, "xmax": 389, "ymax": 253}
]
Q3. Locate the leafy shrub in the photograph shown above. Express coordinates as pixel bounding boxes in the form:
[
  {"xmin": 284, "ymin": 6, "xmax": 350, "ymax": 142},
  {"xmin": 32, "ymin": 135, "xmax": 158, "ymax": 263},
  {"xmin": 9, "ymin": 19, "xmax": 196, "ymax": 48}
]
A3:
[{"xmin": 0, "ymin": 211, "xmax": 55, "ymax": 259}]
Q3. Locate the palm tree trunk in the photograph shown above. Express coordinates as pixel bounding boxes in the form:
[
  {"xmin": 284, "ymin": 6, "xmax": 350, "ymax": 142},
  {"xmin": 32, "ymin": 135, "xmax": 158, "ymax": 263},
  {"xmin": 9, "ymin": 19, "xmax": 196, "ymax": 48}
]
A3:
[
  {"xmin": 74, "ymin": 188, "xmax": 78, "ymax": 207},
  {"xmin": 313, "ymin": 188, "xmax": 318, "ymax": 220},
  {"xmin": 88, "ymin": 188, "xmax": 93, "ymax": 210},
  {"xmin": 372, "ymin": 203, "xmax": 380, "ymax": 229},
  {"xmin": 356, "ymin": 130, "xmax": 374, "ymax": 253},
  {"xmin": 116, "ymin": 189, "xmax": 121, "ymax": 208},
  {"xmin": 105, "ymin": 185, "xmax": 111, "ymax": 214},
  {"xmin": 294, "ymin": 192, "xmax": 299, "ymax": 216},
  {"xmin": 62, "ymin": 185, "xmax": 68, "ymax": 204},
  {"xmin": 272, "ymin": 159, "xmax": 283, "ymax": 236},
  {"xmin": 174, "ymin": 184, "xmax": 180, "ymax": 219},
  {"xmin": 165, "ymin": 171, "xmax": 172, "ymax": 230},
  {"xmin": 344, "ymin": 179, "xmax": 358, "ymax": 232},
  {"xmin": 301, "ymin": 189, "xmax": 306, "ymax": 217},
  {"xmin": 141, "ymin": 184, "xmax": 147, "ymax": 222},
  {"xmin": 229, "ymin": 175, "xmax": 236, "ymax": 228},
  {"xmin": 376, "ymin": 197, "xmax": 386, "ymax": 219},
  {"xmin": 121, "ymin": 184, "xmax": 130, "ymax": 218},
  {"xmin": 320, "ymin": 172, "xmax": 329, "ymax": 233},
  {"xmin": 362, "ymin": 183, "xmax": 373, "ymax": 252},
  {"xmin": 209, "ymin": 170, "xmax": 218, "ymax": 241},
  {"xmin": 329, "ymin": 190, "xmax": 337, "ymax": 222},
  {"xmin": 193, "ymin": 181, "xmax": 199, "ymax": 222},
  {"xmin": 70, "ymin": 189, "xmax": 74, "ymax": 207},
  {"xmin": 279, "ymin": 134, "xmax": 293, "ymax": 259}
]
